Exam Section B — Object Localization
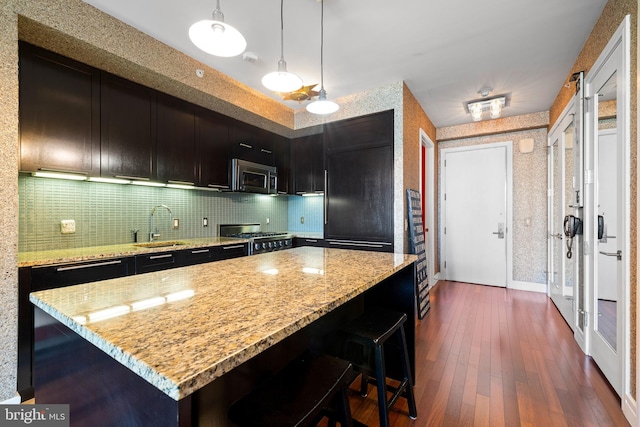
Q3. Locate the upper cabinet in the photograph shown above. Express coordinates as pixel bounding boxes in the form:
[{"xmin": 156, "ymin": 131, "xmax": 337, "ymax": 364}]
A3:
[
  {"xmin": 196, "ymin": 108, "xmax": 231, "ymax": 190},
  {"xmin": 291, "ymin": 133, "xmax": 324, "ymax": 195},
  {"xmin": 324, "ymin": 110, "xmax": 394, "ymax": 153},
  {"xmin": 230, "ymin": 121, "xmax": 275, "ymax": 166},
  {"xmin": 19, "ymin": 42, "xmax": 100, "ymax": 175},
  {"xmin": 101, "ymin": 72, "xmax": 156, "ymax": 180},
  {"xmin": 156, "ymin": 94, "xmax": 198, "ymax": 184}
]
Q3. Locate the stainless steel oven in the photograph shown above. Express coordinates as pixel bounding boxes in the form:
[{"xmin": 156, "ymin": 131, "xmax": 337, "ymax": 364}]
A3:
[{"xmin": 219, "ymin": 224, "xmax": 292, "ymax": 255}]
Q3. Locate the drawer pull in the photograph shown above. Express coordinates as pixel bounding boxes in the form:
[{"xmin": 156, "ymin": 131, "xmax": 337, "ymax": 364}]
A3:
[
  {"xmin": 56, "ymin": 260, "xmax": 122, "ymax": 272},
  {"xmin": 260, "ymin": 149, "xmax": 272, "ymax": 154},
  {"xmin": 191, "ymin": 249, "xmax": 210, "ymax": 254},
  {"xmin": 222, "ymin": 245, "xmax": 245, "ymax": 250},
  {"xmin": 239, "ymin": 143, "xmax": 253, "ymax": 149},
  {"xmin": 148, "ymin": 254, "xmax": 174, "ymax": 260},
  {"xmin": 327, "ymin": 240, "xmax": 392, "ymax": 249},
  {"xmin": 306, "ymin": 239, "xmax": 318, "ymax": 243}
]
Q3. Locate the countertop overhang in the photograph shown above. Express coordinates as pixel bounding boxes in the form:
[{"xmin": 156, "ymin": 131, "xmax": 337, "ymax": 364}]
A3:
[{"xmin": 30, "ymin": 247, "xmax": 417, "ymax": 400}]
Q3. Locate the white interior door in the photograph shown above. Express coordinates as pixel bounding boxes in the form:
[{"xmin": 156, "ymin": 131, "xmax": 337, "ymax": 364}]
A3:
[
  {"xmin": 584, "ymin": 28, "xmax": 628, "ymax": 397},
  {"xmin": 547, "ymin": 107, "xmax": 576, "ymax": 328},
  {"xmin": 442, "ymin": 143, "xmax": 510, "ymax": 287}
]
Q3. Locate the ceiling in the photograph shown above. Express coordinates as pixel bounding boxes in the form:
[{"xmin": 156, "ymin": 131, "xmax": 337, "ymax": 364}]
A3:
[{"xmin": 82, "ymin": 0, "xmax": 608, "ymax": 128}]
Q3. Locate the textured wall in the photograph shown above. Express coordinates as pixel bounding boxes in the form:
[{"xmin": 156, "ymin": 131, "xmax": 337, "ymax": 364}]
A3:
[
  {"xmin": 438, "ymin": 128, "xmax": 549, "ymax": 285},
  {"xmin": 0, "ymin": 4, "xmax": 19, "ymax": 403}
]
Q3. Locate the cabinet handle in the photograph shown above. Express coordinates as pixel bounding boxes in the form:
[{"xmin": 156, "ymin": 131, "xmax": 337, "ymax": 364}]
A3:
[
  {"xmin": 222, "ymin": 245, "xmax": 245, "ymax": 250},
  {"xmin": 168, "ymin": 180, "xmax": 195, "ymax": 186},
  {"xmin": 56, "ymin": 260, "xmax": 122, "ymax": 272},
  {"xmin": 115, "ymin": 175, "xmax": 149, "ymax": 181},
  {"xmin": 324, "ymin": 170, "xmax": 328, "ymax": 225},
  {"xmin": 239, "ymin": 143, "xmax": 253, "ymax": 149},
  {"xmin": 208, "ymin": 184, "xmax": 230, "ymax": 189},
  {"xmin": 261, "ymin": 149, "xmax": 272, "ymax": 154},
  {"xmin": 327, "ymin": 240, "xmax": 392, "ymax": 249},
  {"xmin": 148, "ymin": 254, "xmax": 173, "ymax": 260},
  {"xmin": 306, "ymin": 239, "xmax": 318, "ymax": 243},
  {"xmin": 190, "ymin": 249, "xmax": 210, "ymax": 254}
]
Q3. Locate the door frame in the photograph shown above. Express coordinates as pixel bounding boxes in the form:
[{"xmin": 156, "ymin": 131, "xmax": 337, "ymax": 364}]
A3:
[
  {"xmin": 419, "ymin": 129, "xmax": 436, "ymax": 288},
  {"xmin": 439, "ymin": 141, "xmax": 513, "ymax": 287}
]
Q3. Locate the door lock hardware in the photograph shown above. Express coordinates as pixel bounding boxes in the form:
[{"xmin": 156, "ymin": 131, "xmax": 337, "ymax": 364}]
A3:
[
  {"xmin": 492, "ymin": 223, "xmax": 505, "ymax": 239},
  {"xmin": 599, "ymin": 250, "xmax": 622, "ymax": 261}
]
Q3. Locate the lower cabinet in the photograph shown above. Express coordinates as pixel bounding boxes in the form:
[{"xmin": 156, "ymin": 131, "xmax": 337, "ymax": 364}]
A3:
[
  {"xmin": 18, "ymin": 242, "xmax": 248, "ymax": 400},
  {"xmin": 18, "ymin": 257, "xmax": 136, "ymax": 400},
  {"xmin": 293, "ymin": 237, "xmax": 325, "ymax": 248}
]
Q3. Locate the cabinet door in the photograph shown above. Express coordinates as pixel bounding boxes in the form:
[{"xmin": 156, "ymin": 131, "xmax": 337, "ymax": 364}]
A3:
[
  {"xmin": 157, "ymin": 95, "xmax": 197, "ymax": 184},
  {"xmin": 273, "ymin": 134, "xmax": 291, "ymax": 194},
  {"xmin": 292, "ymin": 133, "xmax": 323, "ymax": 194},
  {"xmin": 325, "ymin": 145, "xmax": 393, "ymax": 245},
  {"xmin": 19, "ymin": 42, "xmax": 100, "ymax": 175},
  {"xmin": 230, "ymin": 121, "xmax": 275, "ymax": 165},
  {"xmin": 135, "ymin": 252, "xmax": 178, "ymax": 274},
  {"xmin": 197, "ymin": 109, "xmax": 230, "ymax": 190},
  {"xmin": 324, "ymin": 110, "xmax": 393, "ymax": 153},
  {"xmin": 101, "ymin": 73, "xmax": 156, "ymax": 180}
]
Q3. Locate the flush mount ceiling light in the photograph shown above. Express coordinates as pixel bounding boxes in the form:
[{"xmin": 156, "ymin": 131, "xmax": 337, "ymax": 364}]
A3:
[
  {"xmin": 465, "ymin": 89, "xmax": 507, "ymax": 121},
  {"xmin": 189, "ymin": 0, "xmax": 247, "ymax": 57},
  {"xmin": 306, "ymin": 0, "xmax": 339, "ymax": 115},
  {"xmin": 262, "ymin": 0, "xmax": 303, "ymax": 93}
]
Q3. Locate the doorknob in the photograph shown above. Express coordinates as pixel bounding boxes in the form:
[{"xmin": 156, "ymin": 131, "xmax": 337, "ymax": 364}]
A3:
[
  {"xmin": 492, "ymin": 223, "xmax": 505, "ymax": 239},
  {"xmin": 599, "ymin": 250, "xmax": 622, "ymax": 261}
]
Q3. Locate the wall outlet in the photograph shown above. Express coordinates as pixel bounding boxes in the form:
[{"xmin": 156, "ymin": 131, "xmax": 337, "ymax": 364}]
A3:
[
  {"xmin": 300, "ymin": 216, "xmax": 305, "ymax": 224},
  {"xmin": 61, "ymin": 220, "xmax": 76, "ymax": 234},
  {"xmin": 266, "ymin": 217, "xmax": 270, "ymax": 224},
  {"xmin": 173, "ymin": 218, "xmax": 180, "ymax": 229},
  {"xmin": 203, "ymin": 218, "xmax": 208, "ymax": 227}
]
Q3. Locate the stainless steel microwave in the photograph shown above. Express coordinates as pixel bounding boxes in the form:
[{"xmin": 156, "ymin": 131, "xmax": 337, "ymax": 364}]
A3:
[{"xmin": 231, "ymin": 158, "xmax": 278, "ymax": 194}]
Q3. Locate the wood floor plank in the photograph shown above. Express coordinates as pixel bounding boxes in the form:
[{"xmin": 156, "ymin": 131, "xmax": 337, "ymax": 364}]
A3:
[{"xmin": 344, "ymin": 281, "xmax": 629, "ymax": 427}]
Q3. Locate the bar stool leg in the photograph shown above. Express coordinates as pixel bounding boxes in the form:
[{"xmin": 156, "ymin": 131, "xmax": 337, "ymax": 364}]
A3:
[
  {"xmin": 359, "ymin": 374, "xmax": 369, "ymax": 397},
  {"xmin": 398, "ymin": 325, "xmax": 417, "ymax": 419},
  {"xmin": 374, "ymin": 345, "xmax": 391, "ymax": 427}
]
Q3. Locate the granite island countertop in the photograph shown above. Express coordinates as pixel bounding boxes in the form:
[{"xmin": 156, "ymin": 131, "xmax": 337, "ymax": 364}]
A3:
[
  {"xmin": 18, "ymin": 237, "xmax": 249, "ymax": 268},
  {"xmin": 30, "ymin": 247, "xmax": 417, "ymax": 401}
]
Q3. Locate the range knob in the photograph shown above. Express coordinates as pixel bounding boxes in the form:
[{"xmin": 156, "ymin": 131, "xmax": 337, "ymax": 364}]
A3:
[
  {"xmin": 262, "ymin": 242, "xmax": 267, "ymax": 249},
  {"xmin": 279, "ymin": 241, "xmax": 284, "ymax": 247},
  {"xmin": 254, "ymin": 243, "xmax": 260, "ymax": 251}
]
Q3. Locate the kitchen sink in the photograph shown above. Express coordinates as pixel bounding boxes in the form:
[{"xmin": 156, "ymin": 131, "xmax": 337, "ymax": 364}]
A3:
[{"xmin": 133, "ymin": 241, "xmax": 187, "ymax": 248}]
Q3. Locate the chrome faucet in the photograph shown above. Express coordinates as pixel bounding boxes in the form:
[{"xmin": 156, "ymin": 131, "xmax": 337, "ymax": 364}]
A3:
[{"xmin": 149, "ymin": 205, "xmax": 173, "ymax": 242}]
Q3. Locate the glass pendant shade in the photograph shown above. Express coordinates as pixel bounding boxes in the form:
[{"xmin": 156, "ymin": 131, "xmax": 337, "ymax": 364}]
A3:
[
  {"xmin": 489, "ymin": 98, "xmax": 502, "ymax": 119},
  {"xmin": 306, "ymin": 89, "xmax": 339, "ymax": 115},
  {"xmin": 262, "ymin": 59, "xmax": 303, "ymax": 92},
  {"xmin": 470, "ymin": 103, "xmax": 483, "ymax": 121},
  {"xmin": 189, "ymin": 2, "xmax": 246, "ymax": 57}
]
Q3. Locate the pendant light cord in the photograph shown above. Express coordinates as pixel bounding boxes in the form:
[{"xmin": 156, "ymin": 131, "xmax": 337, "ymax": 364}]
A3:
[
  {"xmin": 319, "ymin": 0, "xmax": 325, "ymax": 90},
  {"xmin": 279, "ymin": 0, "xmax": 285, "ymax": 61}
]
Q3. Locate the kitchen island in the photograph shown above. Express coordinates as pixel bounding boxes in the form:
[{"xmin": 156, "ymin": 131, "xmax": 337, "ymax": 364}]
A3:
[{"xmin": 30, "ymin": 247, "xmax": 417, "ymax": 426}]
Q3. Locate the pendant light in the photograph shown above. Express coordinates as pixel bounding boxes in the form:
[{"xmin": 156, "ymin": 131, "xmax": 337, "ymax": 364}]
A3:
[
  {"xmin": 189, "ymin": 0, "xmax": 247, "ymax": 58},
  {"xmin": 306, "ymin": 0, "xmax": 338, "ymax": 115},
  {"xmin": 262, "ymin": 0, "xmax": 303, "ymax": 93}
]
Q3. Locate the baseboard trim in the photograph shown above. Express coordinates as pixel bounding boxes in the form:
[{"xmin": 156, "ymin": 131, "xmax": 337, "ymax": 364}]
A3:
[
  {"xmin": 509, "ymin": 280, "xmax": 547, "ymax": 293},
  {"xmin": 622, "ymin": 393, "xmax": 636, "ymax": 426}
]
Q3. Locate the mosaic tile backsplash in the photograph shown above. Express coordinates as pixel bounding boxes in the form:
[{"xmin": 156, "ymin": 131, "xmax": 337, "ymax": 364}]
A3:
[{"xmin": 19, "ymin": 176, "xmax": 323, "ymax": 252}]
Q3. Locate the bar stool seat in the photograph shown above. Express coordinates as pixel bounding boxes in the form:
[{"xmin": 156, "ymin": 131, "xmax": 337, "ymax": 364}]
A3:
[
  {"xmin": 338, "ymin": 308, "xmax": 417, "ymax": 427},
  {"xmin": 228, "ymin": 354, "xmax": 354, "ymax": 427}
]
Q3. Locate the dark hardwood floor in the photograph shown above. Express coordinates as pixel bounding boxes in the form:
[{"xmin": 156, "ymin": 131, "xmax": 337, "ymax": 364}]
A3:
[{"xmin": 340, "ymin": 281, "xmax": 629, "ymax": 427}]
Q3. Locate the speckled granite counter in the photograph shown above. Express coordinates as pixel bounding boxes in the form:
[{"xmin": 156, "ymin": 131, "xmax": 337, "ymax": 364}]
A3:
[
  {"xmin": 18, "ymin": 237, "xmax": 248, "ymax": 267},
  {"xmin": 30, "ymin": 247, "xmax": 416, "ymax": 403}
]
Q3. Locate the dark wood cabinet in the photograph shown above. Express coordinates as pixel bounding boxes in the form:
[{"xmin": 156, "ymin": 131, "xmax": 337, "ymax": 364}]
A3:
[
  {"xmin": 323, "ymin": 111, "xmax": 394, "ymax": 252},
  {"xmin": 19, "ymin": 42, "xmax": 100, "ymax": 175},
  {"xmin": 230, "ymin": 121, "xmax": 275, "ymax": 166},
  {"xmin": 17, "ymin": 257, "xmax": 135, "ymax": 400},
  {"xmin": 196, "ymin": 109, "xmax": 231, "ymax": 190},
  {"xmin": 156, "ymin": 94, "xmax": 197, "ymax": 184},
  {"xmin": 291, "ymin": 133, "xmax": 324, "ymax": 194},
  {"xmin": 135, "ymin": 251, "xmax": 179, "ymax": 274},
  {"xmin": 272, "ymin": 134, "xmax": 291, "ymax": 194},
  {"xmin": 293, "ymin": 237, "xmax": 325, "ymax": 248},
  {"xmin": 101, "ymin": 73, "xmax": 156, "ymax": 180}
]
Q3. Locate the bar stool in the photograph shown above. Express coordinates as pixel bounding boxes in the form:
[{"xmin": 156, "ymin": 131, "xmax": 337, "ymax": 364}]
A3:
[
  {"xmin": 228, "ymin": 354, "xmax": 354, "ymax": 427},
  {"xmin": 338, "ymin": 308, "xmax": 417, "ymax": 427}
]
